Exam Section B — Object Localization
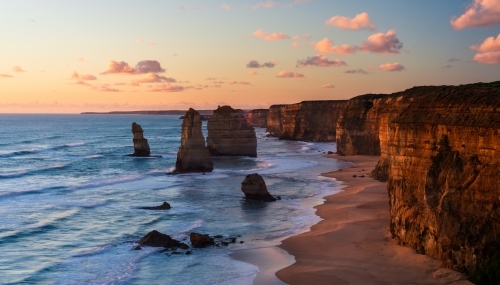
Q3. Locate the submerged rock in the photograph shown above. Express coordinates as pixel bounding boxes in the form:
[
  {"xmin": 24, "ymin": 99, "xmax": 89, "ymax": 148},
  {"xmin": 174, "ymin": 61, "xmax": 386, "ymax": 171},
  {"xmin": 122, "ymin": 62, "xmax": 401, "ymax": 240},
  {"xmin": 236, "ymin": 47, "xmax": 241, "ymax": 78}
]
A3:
[
  {"xmin": 241, "ymin": 173, "xmax": 276, "ymax": 202},
  {"xmin": 138, "ymin": 230, "xmax": 189, "ymax": 249},
  {"xmin": 190, "ymin": 232, "xmax": 215, "ymax": 248},
  {"xmin": 206, "ymin": 105, "xmax": 257, "ymax": 157},
  {"xmin": 138, "ymin": 202, "xmax": 171, "ymax": 210},
  {"xmin": 131, "ymin": 122, "xmax": 150, "ymax": 157},
  {"xmin": 175, "ymin": 108, "xmax": 214, "ymax": 173}
]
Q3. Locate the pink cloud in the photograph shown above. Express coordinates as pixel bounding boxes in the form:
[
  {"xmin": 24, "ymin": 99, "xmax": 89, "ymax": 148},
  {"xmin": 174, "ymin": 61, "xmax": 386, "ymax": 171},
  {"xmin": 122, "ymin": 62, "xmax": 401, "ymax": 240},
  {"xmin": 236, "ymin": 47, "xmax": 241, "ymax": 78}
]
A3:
[
  {"xmin": 321, "ymin": 84, "xmax": 335, "ymax": 88},
  {"xmin": 325, "ymin": 12, "xmax": 375, "ymax": 30},
  {"xmin": 101, "ymin": 60, "xmax": 165, "ymax": 75},
  {"xmin": 379, "ymin": 62, "xmax": 405, "ymax": 71},
  {"xmin": 252, "ymin": 29, "xmax": 289, "ymax": 40},
  {"xmin": 296, "ymin": 54, "xmax": 347, "ymax": 67},
  {"xmin": 314, "ymin": 38, "xmax": 358, "ymax": 54},
  {"xmin": 0, "ymin": 74, "xmax": 13, "ymax": 78},
  {"xmin": 292, "ymin": 34, "xmax": 311, "ymax": 40},
  {"xmin": 360, "ymin": 30, "xmax": 403, "ymax": 54},
  {"xmin": 92, "ymin": 84, "xmax": 122, "ymax": 92},
  {"xmin": 71, "ymin": 71, "xmax": 97, "ymax": 81},
  {"xmin": 291, "ymin": 42, "xmax": 299, "ymax": 48},
  {"xmin": 247, "ymin": 71, "xmax": 258, "ymax": 75},
  {"xmin": 131, "ymin": 73, "xmax": 176, "ymax": 85},
  {"xmin": 12, "ymin": 66, "xmax": 26, "ymax": 72},
  {"xmin": 276, "ymin": 71, "xmax": 305, "ymax": 78},
  {"xmin": 77, "ymin": 58, "xmax": 87, "ymax": 62},
  {"xmin": 345, "ymin": 69, "xmax": 368, "ymax": 74},
  {"xmin": 74, "ymin": 80, "xmax": 93, "ymax": 86},
  {"xmin": 149, "ymin": 83, "xmax": 184, "ymax": 92},
  {"xmin": 450, "ymin": 0, "xmax": 500, "ymax": 30},
  {"xmin": 213, "ymin": 80, "xmax": 225, "ymax": 84},
  {"xmin": 228, "ymin": 80, "xmax": 251, "ymax": 85},
  {"xmin": 253, "ymin": 1, "xmax": 279, "ymax": 10},
  {"xmin": 221, "ymin": 3, "xmax": 231, "ymax": 10},
  {"xmin": 471, "ymin": 34, "xmax": 500, "ymax": 64},
  {"xmin": 148, "ymin": 41, "xmax": 157, "ymax": 45}
]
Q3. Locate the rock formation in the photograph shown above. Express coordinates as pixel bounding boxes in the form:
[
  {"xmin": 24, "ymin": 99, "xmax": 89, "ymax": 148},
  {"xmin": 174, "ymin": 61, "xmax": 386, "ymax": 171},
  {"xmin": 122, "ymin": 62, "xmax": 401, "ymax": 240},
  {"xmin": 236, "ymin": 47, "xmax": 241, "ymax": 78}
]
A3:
[
  {"xmin": 131, "ymin": 122, "xmax": 150, "ymax": 156},
  {"xmin": 266, "ymin": 101, "xmax": 347, "ymax": 142},
  {"xmin": 175, "ymin": 108, "xmax": 214, "ymax": 173},
  {"xmin": 246, "ymin": 109, "xmax": 269, "ymax": 128},
  {"xmin": 369, "ymin": 82, "xmax": 500, "ymax": 276},
  {"xmin": 138, "ymin": 202, "xmax": 171, "ymax": 210},
  {"xmin": 206, "ymin": 105, "xmax": 257, "ymax": 157},
  {"xmin": 138, "ymin": 230, "xmax": 189, "ymax": 249},
  {"xmin": 241, "ymin": 173, "xmax": 276, "ymax": 202},
  {"xmin": 190, "ymin": 233, "xmax": 215, "ymax": 248}
]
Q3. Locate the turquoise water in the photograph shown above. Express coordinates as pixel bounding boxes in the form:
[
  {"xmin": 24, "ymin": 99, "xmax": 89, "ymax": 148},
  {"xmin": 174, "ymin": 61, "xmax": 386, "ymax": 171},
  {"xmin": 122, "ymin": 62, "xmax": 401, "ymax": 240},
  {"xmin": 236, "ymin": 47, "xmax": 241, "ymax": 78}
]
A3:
[{"xmin": 0, "ymin": 114, "xmax": 347, "ymax": 285}]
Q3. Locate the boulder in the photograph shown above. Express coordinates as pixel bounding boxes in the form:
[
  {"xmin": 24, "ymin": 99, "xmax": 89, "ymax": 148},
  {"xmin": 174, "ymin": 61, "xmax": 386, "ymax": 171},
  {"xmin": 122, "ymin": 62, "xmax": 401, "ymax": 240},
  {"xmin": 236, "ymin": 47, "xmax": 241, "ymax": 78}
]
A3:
[
  {"xmin": 175, "ymin": 108, "xmax": 214, "ymax": 173},
  {"xmin": 138, "ymin": 202, "xmax": 171, "ymax": 210},
  {"xmin": 138, "ymin": 230, "xmax": 189, "ymax": 249},
  {"xmin": 206, "ymin": 106, "xmax": 257, "ymax": 157},
  {"xmin": 131, "ymin": 122, "xmax": 150, "ymax": 157},
  {"xmin": 241, "ymin": 173, "xmax": 276, "ymax": 202},
  {"xmin": 190, "ymin": 232, "xmax": 215, "ymax": 248}
]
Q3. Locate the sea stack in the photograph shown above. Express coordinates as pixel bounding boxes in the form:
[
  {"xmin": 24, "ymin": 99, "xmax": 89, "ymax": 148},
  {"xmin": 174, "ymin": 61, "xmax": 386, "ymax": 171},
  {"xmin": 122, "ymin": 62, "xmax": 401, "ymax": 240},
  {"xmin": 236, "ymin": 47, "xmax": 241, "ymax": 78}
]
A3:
[
  {"xmin": 246, "ymin": 109, "xmax": 269, "ymax": 128},
  {"xmin": 131, "ymin": 122, "xmax": 150, "ymax": 157},
  {"xmin": 241, "ymin": 173, "xmax": 276, "ymax": 202},
  {"xmin": 206, "ymin": 105, "xmax": 257, "ymax": 157},
  {"xmin": 175, "ymin": 108, "xmax": 213, "ymax": 173}
]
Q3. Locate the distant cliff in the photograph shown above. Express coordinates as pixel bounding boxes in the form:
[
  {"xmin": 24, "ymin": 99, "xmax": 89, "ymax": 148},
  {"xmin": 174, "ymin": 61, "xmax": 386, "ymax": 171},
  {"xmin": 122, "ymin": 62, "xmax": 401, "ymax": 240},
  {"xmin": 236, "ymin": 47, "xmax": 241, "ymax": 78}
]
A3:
[
  {"xmin": 81, "ymin": 110, "xmax": 213, "ymax": 115},
  {"xmin": 246, "ymin": 109, "xmax": 268, "ymax": 128},
  {"xmin": 266, "ymin": 101, "xmax": 347, "ymax": 142}
]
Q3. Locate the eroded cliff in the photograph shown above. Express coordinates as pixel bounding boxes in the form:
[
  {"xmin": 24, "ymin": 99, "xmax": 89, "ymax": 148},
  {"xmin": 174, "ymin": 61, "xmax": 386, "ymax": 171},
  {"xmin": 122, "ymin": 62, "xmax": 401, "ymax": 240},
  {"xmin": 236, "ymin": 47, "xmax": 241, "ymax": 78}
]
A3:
[
  {"xmin": 246, "ymin": 109, "xmax": 268, "ymax": 128},
  {"xmin": 384, "ymin": 83, "xmax": 500, "ymax": 275},
  {"xmin": 266, "ymin": 101, "xmax": 347, "ymax": 142}
]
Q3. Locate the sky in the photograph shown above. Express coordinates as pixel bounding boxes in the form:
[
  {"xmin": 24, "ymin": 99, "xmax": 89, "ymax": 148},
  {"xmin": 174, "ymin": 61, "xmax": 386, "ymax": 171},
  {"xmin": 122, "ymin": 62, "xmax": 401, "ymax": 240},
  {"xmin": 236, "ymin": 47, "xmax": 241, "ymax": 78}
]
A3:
[{"xmin": 0, "ymin": 0, "xmax": 499, "ymax": 113}]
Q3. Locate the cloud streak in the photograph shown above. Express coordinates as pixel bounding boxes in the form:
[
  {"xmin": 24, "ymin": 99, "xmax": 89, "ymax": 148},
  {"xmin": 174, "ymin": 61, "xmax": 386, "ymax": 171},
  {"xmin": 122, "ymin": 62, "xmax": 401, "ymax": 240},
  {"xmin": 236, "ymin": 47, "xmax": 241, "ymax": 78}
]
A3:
[
  {"xmin": 379, "ymin": 62, "xmax": 405, "ymax": 71},
  {"xmin": 246, "ymin": 60, "xmax": 276, "ymax": 68},
  {"xmin": 345, "ymin": 69, "xmax": 368, "ymax": 74},
  {"xmin": 13, "ymin": 66, "xmax": 26, "ymax": 72},
  {"xmin": 71, "ymin": 71, "xmax": 97, "ymax": 81},
  {"xmin": 450, "ymin": 0, "xmax": 500, "ymax": 30},
  {"xmin": 314, "ymin": 38, "xmax": 358, "ymax": 54},
  {"xmin": 101, "ymin": 60, "xmax": 165, "ymax": 75},
  {"xmin": 131, "ymin": 73, "xmax": 176, "ymax": 85},
  {"xmin": 276, "ymin": 71, "xmax": 305, "ymax": 78},
  {"xmin": 149, "ymin": 83, "xmax": 184, "ymax": 92},
  {"xmin": 0, "ymin": 74, "xmax": 13, "ymax": 78},
  {"xmin": 325, "ymin": 12, "xmax": 376, "ymax": 30},
  {"xmin": 321, "ymin": 84, "xmax": 335, "ymax": 88},
  {"xmin": 296, "ymin": 54, "xmax": 347, "ymax": 67},
  {"xmin": 252, "ymin": 29, "xmax": 289, "ymax": 40}
]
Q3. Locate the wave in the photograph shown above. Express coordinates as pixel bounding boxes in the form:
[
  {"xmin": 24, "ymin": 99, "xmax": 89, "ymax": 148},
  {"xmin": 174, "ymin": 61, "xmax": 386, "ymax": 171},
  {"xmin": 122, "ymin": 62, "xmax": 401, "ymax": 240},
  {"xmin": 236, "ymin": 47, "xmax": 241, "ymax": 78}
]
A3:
[
  {"xmin": 0, "ymin": 142, "xmax": 86, "ymax": 158},
  {"xmin": 0, "ymin": 163, "xmax": 68, "ymax": 179},
  {"xmin": 0, "ymin": 148, "xmax": 42, "ymax": 158}
]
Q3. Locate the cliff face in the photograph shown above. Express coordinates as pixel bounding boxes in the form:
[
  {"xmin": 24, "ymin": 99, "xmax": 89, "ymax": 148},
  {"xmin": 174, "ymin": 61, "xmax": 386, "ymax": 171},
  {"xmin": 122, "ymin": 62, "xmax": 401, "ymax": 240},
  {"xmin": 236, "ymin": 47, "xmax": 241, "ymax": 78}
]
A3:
[
  {"xmin": 175, "ymin": 108, "xmax": 213, "ymax": 173},
  {"xmin": 246, "ymin": 109, "xmax": 269, "ymax": 128},
  {"xmin": 384, "ymin": 83, "xmax": 500, "ymax": 275},
  {"xmin": 206, "ymin": 105, "xmax": 257, "ymax": 157},
  {"xmin": 266, "ymin": 101, "xmax": 347, "ymax": 142}
]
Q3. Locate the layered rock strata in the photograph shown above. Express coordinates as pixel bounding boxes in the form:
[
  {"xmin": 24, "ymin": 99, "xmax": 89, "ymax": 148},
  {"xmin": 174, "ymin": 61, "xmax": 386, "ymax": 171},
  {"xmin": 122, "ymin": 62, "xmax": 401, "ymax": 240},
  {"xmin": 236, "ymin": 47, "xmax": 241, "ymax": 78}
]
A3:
[
  {"xmin": 131, "ymin": 122, "xmax": 151, "ymax": 157},
  {"xmin": 175, "ymin": 108, "xmax": 213, "ymax": 173},
  {"xmin": 383, "ymin": 83, "xmax": 500, "ymax": 275},
  {"xmin": 246, "ymin": 109, "xmax": 269, "ymax": 128},
  {"xmin": 206, "ymin": 106, "xmax": 257, "ymax": 157},
  {"xmin": 267, "ymin": 101, "xmax": 347, "ymax": 142},
  {"xmin": 241, "ymin": 173, "xmax": 276, "ymax": 202}
]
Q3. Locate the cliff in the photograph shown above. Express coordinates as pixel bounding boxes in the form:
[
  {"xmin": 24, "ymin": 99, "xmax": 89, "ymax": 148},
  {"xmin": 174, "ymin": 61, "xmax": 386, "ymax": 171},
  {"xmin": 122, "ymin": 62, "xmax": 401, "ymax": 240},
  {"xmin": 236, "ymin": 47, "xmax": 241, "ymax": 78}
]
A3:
[
  {"xmin": 206, "ymin": 105, "xmax": 257, "ymax": 157},
  {"xmin": 382, "ymin": 83, "xmax": 500, "ymax": 276},
  {"xmin": 246, "ymin": 109, "xmax": 268, "ymax": 128},
  {"xmin": 175, "ymin": 108, "xmax": 213, "ymax": 173},
  {"xmin": 266, "ymin": 101, "xmax": 347, "ymax": 142}
]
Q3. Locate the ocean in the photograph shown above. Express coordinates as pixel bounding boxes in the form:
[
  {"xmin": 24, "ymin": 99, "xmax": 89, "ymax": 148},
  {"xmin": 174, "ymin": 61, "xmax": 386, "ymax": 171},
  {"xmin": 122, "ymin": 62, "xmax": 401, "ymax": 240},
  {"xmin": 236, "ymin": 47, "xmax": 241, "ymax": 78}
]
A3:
[{"xmin": 0, "ymin": 114, "xmax": 348, "ymax": 285}]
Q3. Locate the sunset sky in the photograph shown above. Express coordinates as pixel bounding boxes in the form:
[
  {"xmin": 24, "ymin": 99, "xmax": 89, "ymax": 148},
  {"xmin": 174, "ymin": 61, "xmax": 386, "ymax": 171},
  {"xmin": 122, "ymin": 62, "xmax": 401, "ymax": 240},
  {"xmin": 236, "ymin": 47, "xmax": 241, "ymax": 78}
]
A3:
[{"xmin": 1, "ymin": 0, "xmax": 499, "ymax": 113}]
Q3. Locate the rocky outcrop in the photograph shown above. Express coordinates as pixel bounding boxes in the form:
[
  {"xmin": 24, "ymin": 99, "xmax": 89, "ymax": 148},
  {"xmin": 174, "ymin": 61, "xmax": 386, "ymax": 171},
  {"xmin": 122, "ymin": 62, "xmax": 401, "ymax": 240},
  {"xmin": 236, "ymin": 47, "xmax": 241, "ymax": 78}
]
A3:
[
  {"xmin": 131, "ymin": 122, "xmax": 150, "ymax": 156},
  {"xmin": 241, "ymin": 173, "xmax": 276, "ymax": 202},
  {"xmin": 179, "ymin": 115, "xmax": 212, "ymax": 121},
  {"xmin": 175, "ymin": 108, "xmax": 213, "ymax": 173},
  {"xmin": 206, "ymin": 106, "xmax": 257, "ymax": 157},
  {"xmin": 246, "ymin": 109, "xmax": 269, "ymax": 128},
  {"xmin": 138, "ymin": 230, "xmax": 189, "ymax": 249},
  {"xmin": 138, "ymin": 202, "xmax": 171, "ymax": 210},
  {"xmin": 190, "ymin": 233, "xmax": 215, "ymax": 248},
  {"xmin": 266, "ymin": 101, "xmax": 347, "ymax": 142},
  {"xmin": 382, "ymin": 83, "xmax": 500, "ymax": 275}
]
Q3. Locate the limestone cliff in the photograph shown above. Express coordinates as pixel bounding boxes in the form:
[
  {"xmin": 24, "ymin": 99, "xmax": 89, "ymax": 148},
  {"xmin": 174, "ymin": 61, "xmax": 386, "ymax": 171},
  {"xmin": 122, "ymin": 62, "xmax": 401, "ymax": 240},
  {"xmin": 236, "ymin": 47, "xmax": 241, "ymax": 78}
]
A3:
[
  {"xmin": 206, "ymin": 105, "xmax": 257, "ymax": 157},
  {"xmin": 131, "ymin": 122, "xmax": 150, "ymax": 157},
  {"xmin": 266, "ymin": 101, "xmax": 347, "ymax": 142},
  {"xmin": 175, "ymin": 108, "xmax": 213, "ymax": 172},
  {"xmin": 246, "ymin": 109, "xmax": 268, "ymax": 128},
  {"xmin": 384, "ymin": 83, "xmax": 500, "ymax": 275}
]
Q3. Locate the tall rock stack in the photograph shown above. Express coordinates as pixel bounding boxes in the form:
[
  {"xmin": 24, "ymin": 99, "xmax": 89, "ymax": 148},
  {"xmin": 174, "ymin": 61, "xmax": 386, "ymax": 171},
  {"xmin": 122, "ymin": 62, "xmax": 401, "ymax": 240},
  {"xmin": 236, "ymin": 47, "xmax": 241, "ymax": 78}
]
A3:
[
  {"xmin": 206, "ymin": 105, "xmax": 257, "ymax": 157},
  {"xmin": 175, "ymin": 108, "xmax": 213, "ymax": 173},
  {"xmin": 131, "ymin": 122, "xmax": 150, "ymax": 157},
  {"xmin": 246, "ymin": 109, "xmax": 269, "ymax": 128}
]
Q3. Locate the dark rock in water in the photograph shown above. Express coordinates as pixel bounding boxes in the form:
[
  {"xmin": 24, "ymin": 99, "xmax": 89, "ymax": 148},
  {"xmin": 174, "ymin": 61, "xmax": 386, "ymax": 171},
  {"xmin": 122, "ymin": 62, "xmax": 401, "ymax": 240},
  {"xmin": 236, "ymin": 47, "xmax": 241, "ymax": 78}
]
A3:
[
  {"xmin": 190, "ymin": 232, "xmax": 215, "ymax": 248},
  {"xmin": 138, "ymin": 230, "xmax": 188, "ymax": 249},
  {"xmin": 132, "ymin": 245, "xmax": 142, "ymax": 250},
  {"xmin": 241, "ymin": 173, "xmax": 276, "ymax": 202},
  {"xmin": 185, "ymin": 250, "xmax": 192, "ymax": 255},
  {"xmin": 138, "ymin": 202, "xmax": 171, "ymax": 210},
  {"xmin": 175, "ymin": 108, "xmax": 214, "ymax": 173},
  {"xmin": 131, "ymin": 122, "xmax": 150, "ymax": 157}
]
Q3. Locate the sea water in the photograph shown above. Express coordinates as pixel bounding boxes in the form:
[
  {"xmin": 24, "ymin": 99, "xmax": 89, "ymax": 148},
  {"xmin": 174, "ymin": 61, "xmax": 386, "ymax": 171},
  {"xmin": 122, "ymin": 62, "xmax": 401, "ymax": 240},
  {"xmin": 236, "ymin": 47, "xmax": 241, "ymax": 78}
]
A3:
[{"xmin": 0, "ymin": 114, "xmax": 349, "ymax": 285}]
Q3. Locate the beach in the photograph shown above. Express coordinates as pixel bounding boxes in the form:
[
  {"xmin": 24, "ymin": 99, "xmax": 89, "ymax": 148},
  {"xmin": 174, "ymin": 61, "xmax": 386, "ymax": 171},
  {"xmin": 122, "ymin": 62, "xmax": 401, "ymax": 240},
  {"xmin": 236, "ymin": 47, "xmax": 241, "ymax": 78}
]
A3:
[{"xmin": 236, "ymin": 155, "xmax": 473, "ymax": 285}]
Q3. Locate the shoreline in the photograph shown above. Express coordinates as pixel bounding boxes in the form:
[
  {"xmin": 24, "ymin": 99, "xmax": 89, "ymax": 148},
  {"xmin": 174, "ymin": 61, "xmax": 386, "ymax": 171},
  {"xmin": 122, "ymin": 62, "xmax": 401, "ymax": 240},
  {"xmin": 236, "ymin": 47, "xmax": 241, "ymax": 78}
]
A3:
[{"xmin": 276, "ymin": 155, "xmax": 472, "ymax": 285}]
